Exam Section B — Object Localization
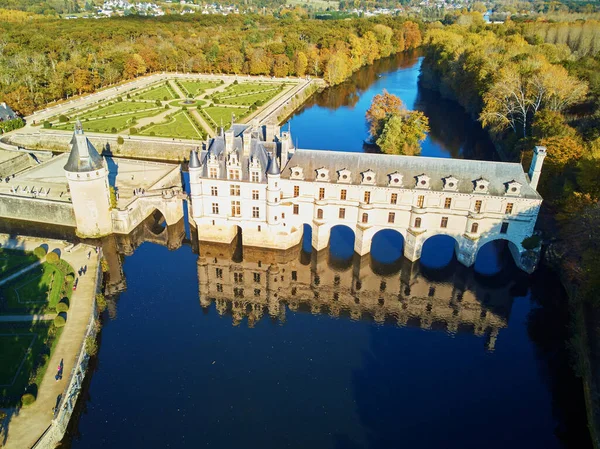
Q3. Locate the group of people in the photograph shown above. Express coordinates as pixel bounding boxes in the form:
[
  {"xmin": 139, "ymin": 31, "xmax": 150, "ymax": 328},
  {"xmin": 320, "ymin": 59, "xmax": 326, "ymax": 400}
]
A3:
[
  {"xmin": 78, "ymin": 265, "xmax": 88, "ymax": 276},
  {"xmin": 133, "ymin": 188, "xmax": 145, "ymax": 196}
]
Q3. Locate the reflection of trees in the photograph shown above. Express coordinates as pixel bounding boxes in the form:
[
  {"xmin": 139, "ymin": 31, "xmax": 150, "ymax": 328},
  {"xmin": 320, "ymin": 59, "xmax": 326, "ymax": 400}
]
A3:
[
  {"xmin": 414, "ymin": 86, "xmax": 497, "ymax": 161},
  {"xmin": 293, "ymin": 51, "xmax": 421, "ymax": 114},
  {"xmin": 526, "ymin": 265, "xmax": 591, "ymax": 448}
]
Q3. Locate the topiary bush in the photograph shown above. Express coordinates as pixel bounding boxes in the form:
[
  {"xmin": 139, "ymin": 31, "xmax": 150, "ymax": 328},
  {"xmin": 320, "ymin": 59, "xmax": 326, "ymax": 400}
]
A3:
[
  {"xmin": 58, "ymin": 115, "xmax": 69, "ymax": 123},
  {"xmin": 130, "ymin": 127, "xmax": 138, "ymax": 135},
  {"xmin": 54, "ymin": 314, "xmax": 66, "ymax": 328},
  {"xmin": 117, "ymin": 136, "xmax": 124, "ymax": 145},
  {"xmin": 21, "ymin": 393, "xmax": 36, "ymax": 406},
  {"xmin": 117, "ymin": 97, "xmax": 123, "ymax": 102},
  {"xmin": 111, "ymin": 127, "xmax": 117, "ymax": 133},
  {"xmin": 42, "ymin": 121, "xmax": 52, "ymax": 129},
  {"xmin": 65, "ymin": 274, "xmax": 74, "ymax": 283},
  {"xmin": 45, "ymin": 252, "xmax": 60, "ymax": 264},
  {"xmin": 56, "ymin": 301, "xmax": 69, "ymax": 313},
  {"xmin": 33, "ymin": 246, "xmax": 47, "ymax": 258}
]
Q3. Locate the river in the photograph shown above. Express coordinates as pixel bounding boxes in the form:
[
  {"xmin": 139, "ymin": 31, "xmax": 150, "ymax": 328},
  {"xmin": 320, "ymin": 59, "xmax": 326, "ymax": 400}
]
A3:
[{"xmin": 51, "ymin": 53, "xmax": 589, "ymax": 449}]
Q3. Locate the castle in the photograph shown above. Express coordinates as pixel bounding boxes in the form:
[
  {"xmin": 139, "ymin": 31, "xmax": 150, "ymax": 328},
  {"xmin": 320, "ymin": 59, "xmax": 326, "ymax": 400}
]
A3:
[{"xmin": 188, "ymin": 123, "xmax": 546, "ymax": 272}]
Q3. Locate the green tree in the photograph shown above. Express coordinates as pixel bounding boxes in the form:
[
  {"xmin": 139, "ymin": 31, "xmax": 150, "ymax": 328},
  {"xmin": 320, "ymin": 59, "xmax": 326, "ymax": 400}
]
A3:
[
  {"xmin": 366, "ymin": 90, "xmax": 404, "ymax": 138},
  {"xmin": 375, "ymin": 111, "xmax": 430, "ymax": 156}
]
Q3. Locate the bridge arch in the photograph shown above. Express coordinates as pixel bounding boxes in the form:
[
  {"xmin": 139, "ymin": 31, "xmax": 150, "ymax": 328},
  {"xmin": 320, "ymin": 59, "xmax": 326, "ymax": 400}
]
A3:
[
  {"xmin": 419, "ymin": 233, "xmax": 459, "ymax": 269},
  {"xmin": 474, "ymin": 236, "xmax": 522, "ymax": 275},
  {"xmin": 370, "ymin": 228, "xmax": 405, "ymax": 265},
  {"xmin": 144, "ymin": 209, "xmax": 167, "ymax": 236},
  {"xmin": 328, "ymin": 224, "xmax": 355, "ymax": 269}
]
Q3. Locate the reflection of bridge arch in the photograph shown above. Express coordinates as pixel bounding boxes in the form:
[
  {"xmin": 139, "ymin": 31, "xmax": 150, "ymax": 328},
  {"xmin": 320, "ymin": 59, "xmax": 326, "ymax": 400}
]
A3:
[
  {"xmin": 328, "ymin": 225, "xmax": 355, "ymax": 268},
  {"xmin": 145, "ymin": 209, "xmax": 167, "ymax": 236}
]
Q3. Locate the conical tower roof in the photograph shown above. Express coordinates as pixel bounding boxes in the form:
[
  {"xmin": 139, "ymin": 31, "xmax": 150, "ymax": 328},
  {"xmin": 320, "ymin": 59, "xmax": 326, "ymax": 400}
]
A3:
[
  {"xmin": 267, "ymin": 152, "xmax": 280, "ymax": 176},
  {"xmin": 189, "ymin": 148, "xmax": 201, "ymax": 168},
  {"xmin": 64, "ymin": 120, "xmax": 104, "ymax": 173}
]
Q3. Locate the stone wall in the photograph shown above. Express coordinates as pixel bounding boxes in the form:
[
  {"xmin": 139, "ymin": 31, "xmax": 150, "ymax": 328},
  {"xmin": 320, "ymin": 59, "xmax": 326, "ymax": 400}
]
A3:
[
  {"xmin": 0, "ymin": 194, "xmax": 76, "ymax": 227},
  {"xmin": 4, "ymin": 132, "xmax": 191, "ymax": 162}
]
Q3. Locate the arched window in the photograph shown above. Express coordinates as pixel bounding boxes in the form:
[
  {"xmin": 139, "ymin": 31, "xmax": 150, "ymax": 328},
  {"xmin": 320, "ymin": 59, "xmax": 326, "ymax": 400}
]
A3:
[
  {"xmin": 317, "ymin": 209, "xmax": 323, "ymax": 219},
  {"xmin": 414, "ymin": 217, "xmax": 421, "ymax": 228},
  {"xmin": 362, "ymin": 213, "xmax": 368, "ymax": 223},
  {"xmin": 471, "ymin": 222, "xmax": 479, "ymax": 233}
]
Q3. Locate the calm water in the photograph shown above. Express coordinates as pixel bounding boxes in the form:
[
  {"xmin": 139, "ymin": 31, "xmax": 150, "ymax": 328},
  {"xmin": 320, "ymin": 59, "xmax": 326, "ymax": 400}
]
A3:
[{"xmin": 57, "ymin": 53, "xmax": 588, "ymax": 449}]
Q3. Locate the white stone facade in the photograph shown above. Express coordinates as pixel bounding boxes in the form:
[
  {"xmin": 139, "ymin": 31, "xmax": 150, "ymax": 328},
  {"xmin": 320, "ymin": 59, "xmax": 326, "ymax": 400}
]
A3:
[{"xmin": 188, "ymin": 124, "xmax": 545, "ymax": 272}]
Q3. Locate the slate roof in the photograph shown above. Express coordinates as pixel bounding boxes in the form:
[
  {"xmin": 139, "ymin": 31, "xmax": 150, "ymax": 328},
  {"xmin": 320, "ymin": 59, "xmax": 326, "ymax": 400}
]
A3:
[
  {"xmin": 198, "ymin": 129, "xmax": 274, "ymax": 183},
  {"xmin": 282, "ymin": 150, "xmax": 541, "ymax": 199},
  {"xmin": 63, "ymin": 124, "xmax": 104, "ymax": 173}
]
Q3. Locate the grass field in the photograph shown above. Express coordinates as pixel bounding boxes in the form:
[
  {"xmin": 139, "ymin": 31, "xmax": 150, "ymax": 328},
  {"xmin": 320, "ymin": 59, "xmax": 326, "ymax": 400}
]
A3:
[
  {"xmin": 54, "ymin": 109, "xmax": 162, "ymax": 133},
  {"xmin": 0, "ymin": 259, "xmax": 75, "ymax": 315},
  {"xmin": 203, "ymin": 106, "xmax": 249, "ymax": 128},
  {"xmin": 0, "ymin": 248, "xmax": 38, "ymax": 278},
  {"xmin": 140, "ymin": 110, "xmax": 203, "ymax": 139},
  {"xmin": 0, "ymin": 323, "xmax": 63, "ymax": 406},
  {"xmin": 178, "ymin": 80, "xmax": 221, "ymax": 97},
  {"xmin": 133, "ymin": 83, "xmax": 178, "ymax": 101},
  {"xmin": 79, "ymin": 101, "xmax": 158, "ymax": 119},
  {"xmin": 221, "ymin": 82, "xmax": 282, "ymax": 96},
  {"xmin": 219, "ymin": 89, "xmax": 281, "ymax": 106}
]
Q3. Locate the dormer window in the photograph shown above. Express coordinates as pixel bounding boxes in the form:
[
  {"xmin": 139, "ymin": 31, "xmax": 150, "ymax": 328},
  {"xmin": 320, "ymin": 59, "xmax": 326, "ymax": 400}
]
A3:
[
  {"xmin": 337, "ymin": 169, "xmax": 352, "ymax": 183},
  {"xmin": 227, "ymin": 152, "xmax": 240, "ymax": 166},
  {"xmin": 316, "ymin": 168, "xmax": 330, "ymax": 182},
  {"xmin": 388, "ymin": 172, "xmax": 402, "ymax": 187},
  {"xmin": 473, "ymin": 178, "xmax": 490, "ymax": 194},
  {"xmin": 361, "ymin": 170, "xmax": 376, "ymax": 185},
  {"xmin": 505, "ymin": 180, "xmax": 522, "ymax": 196},
  {"xmin": 443, "ymin": 176, "xmax": 459, "ymax": 191},
  {"xmin": 415, "ymin": 174, "xmax": 430, "ymax": 189},
  {"xmin": 290, "ymin": 166, "xmax": 304, "ymax": 180}
]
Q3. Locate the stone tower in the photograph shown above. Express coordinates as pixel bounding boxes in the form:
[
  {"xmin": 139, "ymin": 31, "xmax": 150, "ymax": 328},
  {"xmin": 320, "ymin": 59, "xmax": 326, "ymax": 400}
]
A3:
[
  {"xmin": 64, "ymin": 121, "xmax": 113, "ymax": 237},
  {"xmin": 528, "ymin": 146, "xmax": 547, "ymax": 191},
  {"xmin": 266, "ymin": 153, "xmax": 281, "ymax": 226}
]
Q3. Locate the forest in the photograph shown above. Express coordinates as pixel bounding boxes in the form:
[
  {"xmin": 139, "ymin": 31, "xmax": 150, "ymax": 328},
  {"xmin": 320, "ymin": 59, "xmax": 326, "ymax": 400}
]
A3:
[{"xmin": 0, "ymin": 14, "xmax": 421, "ymax": 116}]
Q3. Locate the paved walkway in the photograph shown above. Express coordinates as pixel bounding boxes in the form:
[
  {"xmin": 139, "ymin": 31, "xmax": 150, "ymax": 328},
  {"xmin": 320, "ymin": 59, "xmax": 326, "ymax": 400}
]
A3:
[
  {"xmin": 0, "ymin": 234, "xmax": 99, "ymax": 449},
  {"xmin": 0, "ymin": 260, "xmax": 43, "ymax": 287}
]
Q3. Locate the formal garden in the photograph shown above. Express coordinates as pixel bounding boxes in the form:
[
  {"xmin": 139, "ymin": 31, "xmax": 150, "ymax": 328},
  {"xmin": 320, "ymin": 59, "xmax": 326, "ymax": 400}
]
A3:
[
  {"xmin": 40, "ymin": 77, "xmax": 297, "ymax": 139},
  {"xmin": 0, "ymin": 246, "xmax": 74, "ymax": 406}
]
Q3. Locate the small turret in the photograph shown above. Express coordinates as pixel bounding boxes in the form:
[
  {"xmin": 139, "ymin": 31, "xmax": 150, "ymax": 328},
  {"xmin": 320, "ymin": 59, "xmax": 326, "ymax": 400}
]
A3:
[
  {"xmin": 267, "ymin": 153, "xmax": 280, "ymax": 176},
  {"xmin": 189, "ymin": 148, "xmax": 201, "ymax": 169},
  {"xmin": 528, "ymin": 146, "xmax": 547, "ymax": 191},
  {"xmin": 266, "ymin": 153, "xmax": 281, "ymax": 226}
]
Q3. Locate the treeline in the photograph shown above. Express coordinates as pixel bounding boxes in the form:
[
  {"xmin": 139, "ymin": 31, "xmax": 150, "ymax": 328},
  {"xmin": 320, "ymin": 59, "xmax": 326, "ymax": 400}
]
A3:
[
  {"xmin": 0, "ymin": 14, "xmax": 422, "ymax": 116},
  {"xmin": 521, "ymin": 20, "xmax": 600, "ymax": 55},
  {"xmin": 422, "ymin": 21, "xmax": 600, "ymax": 299}
]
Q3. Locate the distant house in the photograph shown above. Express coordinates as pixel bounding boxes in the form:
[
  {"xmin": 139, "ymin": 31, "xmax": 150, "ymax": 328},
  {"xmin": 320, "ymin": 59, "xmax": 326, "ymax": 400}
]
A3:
[{"xmin": 0, "ymin": 102, "xmax": 17, "ymax": 122}]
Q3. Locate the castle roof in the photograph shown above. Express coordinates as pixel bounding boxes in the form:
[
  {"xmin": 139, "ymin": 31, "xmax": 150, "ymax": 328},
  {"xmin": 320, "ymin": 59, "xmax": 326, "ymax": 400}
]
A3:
[
  {"xmin": 282, "ymin": 150, "xmax": 541, "ymax": 199},
  {"xmin": 267, "ymin": 152, "xmax": 280, "ymax": 176},
  {"xmin": 189, "ymin": 148, "xmax": 201, "ymax": 168},
  {"xmin": 64, "ymin": 122, "xmax": 104, "ymax": 173}
]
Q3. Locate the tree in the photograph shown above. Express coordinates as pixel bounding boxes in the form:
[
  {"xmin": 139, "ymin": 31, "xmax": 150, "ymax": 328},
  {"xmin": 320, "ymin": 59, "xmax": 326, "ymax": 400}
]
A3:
[
  {"xmin": 272, "ymin": 54, "xmax": 291, "ymax": 77},
  {"xmin": 375, "ymin": 111, "xmax": 429, "ymax": 155},
  {"xmin": 124, "ymin": 54, "xmax": 147, "ymax": 78},
  {"xmin": 403, "ymin": 21, "xmax": 422, "ymax": 49},
  {"xmin": 294, "ymin": 52, "xmax": 308, "ymax": 77},
  {"xmin": 366, "ymin": 90, "xmax": 404, "ymax": 138},
  {"xmin": 539, "ymin": 135, "xmax": 585, "ymax": 169},
  {"xmin": 324, "ymin": 52, "xmax": 350, "ymax": 86}
]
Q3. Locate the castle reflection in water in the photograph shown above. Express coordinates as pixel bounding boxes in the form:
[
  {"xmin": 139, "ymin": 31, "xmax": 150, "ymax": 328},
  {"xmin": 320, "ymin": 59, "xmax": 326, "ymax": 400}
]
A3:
[{"xmin": 196, "ymin": 233, "xmax": 525, "ymax": 352}]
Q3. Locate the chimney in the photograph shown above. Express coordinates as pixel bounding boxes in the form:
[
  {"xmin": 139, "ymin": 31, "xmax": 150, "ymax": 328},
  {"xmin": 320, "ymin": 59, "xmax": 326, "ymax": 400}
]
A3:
[
  {"xmin": 528, "ymin": 146, "xmax": 547, "ymax": 191},
  {"xmin": 224, "ymin": 129, "xmax": 234, "ymax": 153},
  {"xmin": 243, "ymin": 130, "xmax": 251, "ymax": 156}
]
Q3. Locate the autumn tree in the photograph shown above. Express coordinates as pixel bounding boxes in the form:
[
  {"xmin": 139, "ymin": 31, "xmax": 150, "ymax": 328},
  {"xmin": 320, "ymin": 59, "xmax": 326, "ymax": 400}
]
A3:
[
  {"xmin": 376, "ymin": 111, "xmax": 429, "ymax": 155},
  {"xmin": 366, "ymin": 90, "xmax": 404, "ymax": 138}
]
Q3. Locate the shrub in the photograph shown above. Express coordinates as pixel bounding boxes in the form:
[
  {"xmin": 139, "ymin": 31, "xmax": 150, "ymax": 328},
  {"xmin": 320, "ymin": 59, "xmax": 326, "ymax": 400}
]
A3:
[
  {"xmin": 58, "ymin": 115, "xmax": 70, "ymax": 123},
  {"xmin": 65, "ymin": 273, "xmax": 74, "ymax": 282},
  {"xmin": 117, "ymin": 97, "xmax": 123, "ymax": 102},
  {"xmin": 42, "ymin": 121, "xmax": 52, "ymax": 129},
  {"xmin": 150, "ymin": 131, "xmax": 155, "ymax": 136},
  {"xmin": 130, "ymin": 127, "xmax": 138, "ymax": 135},
  {"xmin": 21, "ymin": 393, "xmax": 36, "ymax": 406},
  {"xmin": 96, "ymin": 293, "xmax": 107, "ymax": 312},
  {"xmin": 163, "ymin": 96, "xmax": 168, "ymax": 101},
  {"xmin": 100, "ymin": 258, "xmax": 109, "ymax": 272},
  {"xmin": 46, "ymin": 252, "xmax": 60, "ymax": 264},
  {"xmin": 155, "ymin": 100, "xmax": 162, "ymax": 107},
  {"xmin": 56, "ymin": 301, "xmax": 69, "ymax": 313},
  {"xmin": 54, "ymin": 314, "xmax": 66, "ymax": 328},
  {"xmin": 111, "ymin": 127, "xmax": 117, "ymax": 134},
  {"xmin": 233, "ymin": 80, "xmax": 238, "ymax": 85},
  {"xmin": 182, "ymin": 106, "xmax": 187, "ymax": 111},
  {"xmin": 33, "ymin": 246, "xmax": 47, "ymax": 258},
  {"xmin": 164, "ymin": 104, "xmax": 169, "ymax": 109},
  {"xmin": 126, "ymin": 93, "xmax": 131, "ymax": 99},
  {"xmin": 85, "ymin": 336, "xmax": 98, "ymax": 356},
  {"xmin": 117, "ymin": 136, "xmax": 124, "ymax": 145},
  {"xmin": 522, "ymin": 235, "xmax": 542, "ymax": 250}
]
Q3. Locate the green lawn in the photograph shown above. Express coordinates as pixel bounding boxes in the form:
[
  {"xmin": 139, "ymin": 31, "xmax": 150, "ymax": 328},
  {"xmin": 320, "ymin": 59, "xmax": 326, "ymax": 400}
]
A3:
[
  {"xmin": 178, "ymin": 80, "xmax": 221, "ymax": 97},
  {"xmin": 0, "ymin": 248, "xmax": 38, "ymax": 278},
  {"xmin": 140, "ymin": 110, "xmax": 203, "ymax": 139},
  {"xmin": 221, "ymin": 82, "xmax": 282, "ymax": 96},
  {"xmin": 79, "ymin": 101, "xmax": 158, "ymax": 120},
  {"xmin": 54, "ymin": 109, "xmax": 162, "ymax": 133},
  {"xmin": 0, "ymin": 259, "xmax": 75, "ymax": 315},
  {"xmin": 203, "ymin": 106, "xmax": 249, "ymax": 128},
  {"xmin": 133, "ymin": 84, "xmax": 178, "ymax": 101},
  {"xmin": 0, "ymin": 323, "xmax": 63, "ymax": 406},
  {"xmin": 218, "ymin": 89, "xmax": 281, "ymax": 106}
]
